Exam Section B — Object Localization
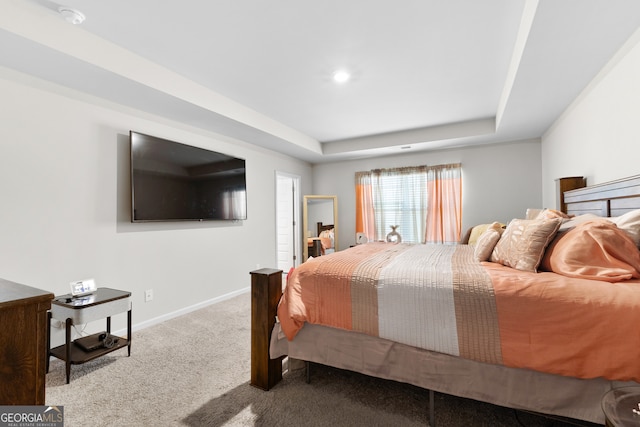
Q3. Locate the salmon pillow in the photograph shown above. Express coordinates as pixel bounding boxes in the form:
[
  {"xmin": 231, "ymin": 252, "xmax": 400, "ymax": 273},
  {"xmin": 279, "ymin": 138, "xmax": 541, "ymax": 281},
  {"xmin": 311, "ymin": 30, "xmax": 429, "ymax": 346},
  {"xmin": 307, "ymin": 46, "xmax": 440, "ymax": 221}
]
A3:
[{"xmin": 542, "ymin": 220, "xmax": 640, "ymax": 282}]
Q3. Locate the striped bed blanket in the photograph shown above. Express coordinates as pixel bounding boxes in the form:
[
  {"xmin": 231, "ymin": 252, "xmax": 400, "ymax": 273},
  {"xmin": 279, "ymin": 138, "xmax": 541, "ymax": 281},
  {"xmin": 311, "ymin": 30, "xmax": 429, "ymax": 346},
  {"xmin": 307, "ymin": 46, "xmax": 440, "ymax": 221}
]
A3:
[
  {"xmin": 279, "ymin": 243, "xmax": 502, "ymax": 364},
  {"xmin": 278, "ymin": 242, "xmax": 640, "ymax": 382}
]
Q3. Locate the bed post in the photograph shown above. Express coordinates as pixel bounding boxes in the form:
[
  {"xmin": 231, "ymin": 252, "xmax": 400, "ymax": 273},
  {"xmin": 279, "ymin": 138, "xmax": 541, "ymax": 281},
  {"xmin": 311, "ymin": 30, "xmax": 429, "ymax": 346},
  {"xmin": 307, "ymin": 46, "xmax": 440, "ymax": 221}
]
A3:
[{"xmin": 250, "ymin": 268, "xmax": 283, "ymax": 390}]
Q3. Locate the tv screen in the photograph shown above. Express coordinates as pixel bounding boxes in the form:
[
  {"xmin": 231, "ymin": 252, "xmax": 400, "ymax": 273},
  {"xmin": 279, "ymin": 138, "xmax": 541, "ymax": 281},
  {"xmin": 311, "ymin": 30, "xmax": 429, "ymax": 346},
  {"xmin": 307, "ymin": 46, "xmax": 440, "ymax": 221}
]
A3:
[{"xmin": 130, "ymin": 131, "xmax": 247, "ymax": 222}]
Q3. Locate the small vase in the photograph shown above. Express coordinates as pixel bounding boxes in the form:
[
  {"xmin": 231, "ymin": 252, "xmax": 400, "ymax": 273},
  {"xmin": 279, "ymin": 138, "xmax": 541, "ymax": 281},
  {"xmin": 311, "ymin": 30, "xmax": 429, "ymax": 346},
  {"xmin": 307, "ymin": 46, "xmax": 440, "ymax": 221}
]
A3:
[{"xmin": 386, "ymin": 225, "xmax": 401, "ymax": 243}]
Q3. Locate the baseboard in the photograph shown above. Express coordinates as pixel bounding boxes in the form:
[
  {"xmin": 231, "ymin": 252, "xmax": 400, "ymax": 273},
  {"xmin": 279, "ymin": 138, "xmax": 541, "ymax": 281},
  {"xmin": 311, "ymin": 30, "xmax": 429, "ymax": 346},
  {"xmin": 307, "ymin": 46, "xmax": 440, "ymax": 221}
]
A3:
[
  {"xmin": 47, "ymin": 287, "xmax": 251, "ymax": 366},
  {"xmin": 116, "ymin": 286, "xmax": 250, "ymax": 335}
]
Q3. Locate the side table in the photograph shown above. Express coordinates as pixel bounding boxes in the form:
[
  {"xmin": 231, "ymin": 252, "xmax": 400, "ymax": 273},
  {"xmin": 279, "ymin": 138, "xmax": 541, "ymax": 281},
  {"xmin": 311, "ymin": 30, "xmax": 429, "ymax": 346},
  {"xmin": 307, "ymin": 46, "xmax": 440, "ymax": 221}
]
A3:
[
  {"xmin": 47, "ymin": 287, "xmax": 132, "ymax": 383},
  {"xmin": 602, "ymin": 386, "xmax": 640, "ymax": 426}
]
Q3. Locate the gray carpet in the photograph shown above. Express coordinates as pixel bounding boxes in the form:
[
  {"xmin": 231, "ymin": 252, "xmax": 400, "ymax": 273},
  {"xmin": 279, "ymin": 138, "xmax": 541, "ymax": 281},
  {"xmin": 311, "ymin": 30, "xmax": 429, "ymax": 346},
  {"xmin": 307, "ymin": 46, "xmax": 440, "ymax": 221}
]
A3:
[{"xmin": 45, "ymin": 292, "xmax": 600, "ymax": 426}]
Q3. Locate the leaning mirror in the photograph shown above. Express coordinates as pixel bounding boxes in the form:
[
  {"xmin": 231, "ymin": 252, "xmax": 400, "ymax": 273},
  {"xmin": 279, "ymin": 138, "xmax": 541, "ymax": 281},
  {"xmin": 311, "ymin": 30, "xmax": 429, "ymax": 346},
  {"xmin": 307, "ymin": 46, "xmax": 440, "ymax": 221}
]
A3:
[{"xmin": 303, "ymin": 195, "xmax": 338, "ymax": 262}]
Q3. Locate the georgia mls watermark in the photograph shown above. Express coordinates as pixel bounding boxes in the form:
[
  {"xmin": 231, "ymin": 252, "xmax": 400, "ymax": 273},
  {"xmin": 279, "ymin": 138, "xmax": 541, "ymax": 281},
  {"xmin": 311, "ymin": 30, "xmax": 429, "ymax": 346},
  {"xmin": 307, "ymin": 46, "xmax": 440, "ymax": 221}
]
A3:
[{"xmin": 0, "ymin": 406, "xmax": 63, "ymax": 427}]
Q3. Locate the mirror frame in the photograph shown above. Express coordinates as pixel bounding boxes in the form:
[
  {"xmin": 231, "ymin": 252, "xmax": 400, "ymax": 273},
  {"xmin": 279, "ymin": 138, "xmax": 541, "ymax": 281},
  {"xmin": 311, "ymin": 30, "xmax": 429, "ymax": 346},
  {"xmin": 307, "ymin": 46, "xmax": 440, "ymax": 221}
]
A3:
[{"xmin": 303, "ymin": 195, "xmax": 338, "ymax": 262}]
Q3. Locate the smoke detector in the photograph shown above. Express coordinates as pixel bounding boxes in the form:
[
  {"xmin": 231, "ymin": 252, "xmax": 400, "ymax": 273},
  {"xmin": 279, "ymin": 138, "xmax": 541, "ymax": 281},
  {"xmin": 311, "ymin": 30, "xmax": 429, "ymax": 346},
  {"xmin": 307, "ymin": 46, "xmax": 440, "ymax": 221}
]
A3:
[{"xmin": 58, "ymin": 6, "xmax": 85, "ymax": 25}]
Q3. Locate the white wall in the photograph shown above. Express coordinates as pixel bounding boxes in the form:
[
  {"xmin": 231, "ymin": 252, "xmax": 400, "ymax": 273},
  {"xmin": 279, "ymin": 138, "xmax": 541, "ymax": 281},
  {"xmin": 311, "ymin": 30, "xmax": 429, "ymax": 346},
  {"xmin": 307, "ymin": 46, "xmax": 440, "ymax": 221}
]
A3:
[
  {"xmin": 0, "ymin": 70, "xmax": 312, "ymax": 344},
  {"xmin": 541, "ymin": 29, "xmax": 640, "ymax": 206},
  {"xmin": 312, "ymin": 139, "xmax": 542, "ymax": 250}
]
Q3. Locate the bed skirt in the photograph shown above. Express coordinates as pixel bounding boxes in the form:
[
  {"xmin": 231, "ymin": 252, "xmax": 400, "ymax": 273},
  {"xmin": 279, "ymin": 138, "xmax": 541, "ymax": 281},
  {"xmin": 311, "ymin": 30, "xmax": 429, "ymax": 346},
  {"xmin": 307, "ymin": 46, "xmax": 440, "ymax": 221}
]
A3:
[{"xmin": 270, "ymin": 322, "xmax": 637, "ymax": 424}]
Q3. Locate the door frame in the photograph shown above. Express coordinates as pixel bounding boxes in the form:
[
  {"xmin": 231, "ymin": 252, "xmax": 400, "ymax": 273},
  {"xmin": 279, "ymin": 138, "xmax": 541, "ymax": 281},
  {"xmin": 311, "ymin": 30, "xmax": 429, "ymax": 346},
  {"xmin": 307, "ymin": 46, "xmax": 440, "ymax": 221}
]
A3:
[{"xmin": 275, "ymin": 171, "xmax": 301, "ymax": 272}]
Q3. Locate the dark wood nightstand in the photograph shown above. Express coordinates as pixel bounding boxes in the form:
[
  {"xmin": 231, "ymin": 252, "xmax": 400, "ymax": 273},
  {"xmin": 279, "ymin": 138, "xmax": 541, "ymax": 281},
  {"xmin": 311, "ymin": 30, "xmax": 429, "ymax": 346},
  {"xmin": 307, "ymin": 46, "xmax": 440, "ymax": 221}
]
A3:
[{"xmin": 0, "ymin": 279, "xmax": 54, "ymax": 405}]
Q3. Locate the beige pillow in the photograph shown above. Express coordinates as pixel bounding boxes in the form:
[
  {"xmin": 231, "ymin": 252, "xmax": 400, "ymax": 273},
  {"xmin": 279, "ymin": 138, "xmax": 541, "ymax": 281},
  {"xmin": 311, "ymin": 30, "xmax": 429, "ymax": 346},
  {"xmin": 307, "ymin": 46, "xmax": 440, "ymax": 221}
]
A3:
[
  {"xmin": 474, "ymin": 222, "xmax": 504, "ymax": 261},
  {"xmin": 490, "ymin": 218, "xmax": 562, "ymax": 272},
  {"xmin": 609, "ymin": 209, "xmax": 640, "ymax": 247}
]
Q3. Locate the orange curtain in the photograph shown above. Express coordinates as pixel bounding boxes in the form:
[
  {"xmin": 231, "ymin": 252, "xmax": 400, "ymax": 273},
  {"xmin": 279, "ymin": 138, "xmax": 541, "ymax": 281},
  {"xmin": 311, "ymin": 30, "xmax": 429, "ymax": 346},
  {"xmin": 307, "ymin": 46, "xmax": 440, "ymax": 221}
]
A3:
[
  {"xmin": 425, "ymin": 164, "xmax": 462, "ymax": 243},
  {"xmin": 355, "ymin": 172, "xmax": 375, "ymax": 236}
]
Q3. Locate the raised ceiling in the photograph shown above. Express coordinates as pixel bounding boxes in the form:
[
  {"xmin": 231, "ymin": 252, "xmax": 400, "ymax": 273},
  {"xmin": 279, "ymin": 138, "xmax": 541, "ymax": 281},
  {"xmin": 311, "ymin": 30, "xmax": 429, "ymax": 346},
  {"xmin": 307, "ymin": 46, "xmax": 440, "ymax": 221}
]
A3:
[{"xmin": 2, "ymin": 0, "xmax": 640, "ymax": 163}]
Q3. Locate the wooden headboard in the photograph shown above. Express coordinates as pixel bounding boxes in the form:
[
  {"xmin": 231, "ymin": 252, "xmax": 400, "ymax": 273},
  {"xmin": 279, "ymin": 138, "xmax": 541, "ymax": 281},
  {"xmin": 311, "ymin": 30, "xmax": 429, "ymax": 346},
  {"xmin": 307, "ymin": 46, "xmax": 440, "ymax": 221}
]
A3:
[
  {"xmin": 317, "ymin": 222, "xmax": 334, "ymax": 236},
  {"xmin": 564, "ymin": 174, "xmax": 640, "ymax": 217}
]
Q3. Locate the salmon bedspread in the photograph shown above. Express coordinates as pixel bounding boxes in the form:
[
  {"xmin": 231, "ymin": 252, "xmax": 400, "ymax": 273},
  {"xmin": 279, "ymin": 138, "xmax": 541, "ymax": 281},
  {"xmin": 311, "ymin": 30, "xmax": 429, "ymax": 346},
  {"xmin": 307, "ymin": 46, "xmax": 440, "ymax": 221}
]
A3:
[{"xmin": 277, "ymin": 242, "xmax": 640, "ymax": 382}]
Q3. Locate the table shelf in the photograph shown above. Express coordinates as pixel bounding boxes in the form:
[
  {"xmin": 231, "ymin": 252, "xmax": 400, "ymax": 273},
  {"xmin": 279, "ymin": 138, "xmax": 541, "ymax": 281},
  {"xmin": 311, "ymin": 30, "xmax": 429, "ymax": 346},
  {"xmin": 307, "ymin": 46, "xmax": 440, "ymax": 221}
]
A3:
[{"xmin": 50, "ymin": 332, "xmax": 129, "ymax": 365}]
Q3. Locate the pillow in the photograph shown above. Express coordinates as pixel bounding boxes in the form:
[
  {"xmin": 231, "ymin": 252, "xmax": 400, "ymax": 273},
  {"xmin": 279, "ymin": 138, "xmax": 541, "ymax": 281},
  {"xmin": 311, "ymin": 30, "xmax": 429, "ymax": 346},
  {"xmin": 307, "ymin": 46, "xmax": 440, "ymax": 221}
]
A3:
[
  {"xmin": 467, "ymin": 224, "xmax": 492, "ymax": 245},
  {"xmin": 525, "ymin": 208, "xmax": 543, "ymax": 220},
  {"xmin": 490, "ymin": 218, "xmax": 562, "ymax": 272},
  {"xmin": 541, "ymin": 220, "xmax": 640, "ymax": 282},
  {"xmin": 319, "ymin": 230, "xmax": 333, "ymax": 249},
  {"xmin": 468, "ymin": 223, "xmax": 505, "ymax": 245},
  {"xmin": 609, "ymin": 209, "xmax": 640, "ymax": 247},
  {"xmin": 538, "ymin": 214, "xmax": 607, "ymax": 272},
  {"xmin": 557, "ymin": 213, "xmax": 601, "ymax": 232},
  {"xmin": 535, "ymin": 208, "xmax": 572, "ymax": 220},
  {"xmin": 474, "ymin": 222, "xmax": 504, "ymax": 262}
]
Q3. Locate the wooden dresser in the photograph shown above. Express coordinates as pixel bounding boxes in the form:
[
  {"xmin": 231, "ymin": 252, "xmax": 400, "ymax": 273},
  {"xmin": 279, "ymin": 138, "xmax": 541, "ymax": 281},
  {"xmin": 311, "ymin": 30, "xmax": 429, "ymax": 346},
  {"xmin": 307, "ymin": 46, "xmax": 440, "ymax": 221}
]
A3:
[{"xmin": 0, "ymin": 278, "xmax": 54, "ymax": 405}]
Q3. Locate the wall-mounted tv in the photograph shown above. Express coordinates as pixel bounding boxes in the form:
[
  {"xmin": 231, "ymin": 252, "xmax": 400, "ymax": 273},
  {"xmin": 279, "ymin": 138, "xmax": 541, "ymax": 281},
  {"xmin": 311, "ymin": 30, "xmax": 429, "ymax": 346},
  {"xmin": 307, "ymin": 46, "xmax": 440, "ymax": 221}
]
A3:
[{"xmin": 130, "ymin": 131, "xmax": 247, "ymax": 222}]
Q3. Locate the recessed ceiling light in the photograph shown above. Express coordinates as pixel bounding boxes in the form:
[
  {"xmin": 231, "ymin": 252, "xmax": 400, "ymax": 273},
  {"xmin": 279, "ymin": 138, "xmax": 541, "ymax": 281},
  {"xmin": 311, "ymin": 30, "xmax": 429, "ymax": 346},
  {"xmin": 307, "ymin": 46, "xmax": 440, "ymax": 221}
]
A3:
[
  {"xmin": 58, "ymin": 6, "xmax": 86, "ymax": 25},
  {"xmin": 333, "ymin": 70, "xmax": 351, "ymax": 84}
]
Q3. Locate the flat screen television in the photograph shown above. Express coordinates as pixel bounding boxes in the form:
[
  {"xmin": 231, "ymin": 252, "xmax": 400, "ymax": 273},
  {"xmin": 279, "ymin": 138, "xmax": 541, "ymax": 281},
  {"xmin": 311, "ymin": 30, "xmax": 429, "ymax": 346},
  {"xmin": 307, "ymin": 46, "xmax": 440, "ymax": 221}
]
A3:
[{"xmin": 130, "ymin": 131, "xmax": 247, "ymax": 222}]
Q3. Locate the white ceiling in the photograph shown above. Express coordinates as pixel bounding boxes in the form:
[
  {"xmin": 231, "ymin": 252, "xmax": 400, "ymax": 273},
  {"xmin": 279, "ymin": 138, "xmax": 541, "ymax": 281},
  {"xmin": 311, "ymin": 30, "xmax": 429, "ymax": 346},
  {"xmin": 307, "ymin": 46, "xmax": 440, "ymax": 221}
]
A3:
[{"xmin": 2, "ymin": 0, "xmax": 640, "ymax": 163}]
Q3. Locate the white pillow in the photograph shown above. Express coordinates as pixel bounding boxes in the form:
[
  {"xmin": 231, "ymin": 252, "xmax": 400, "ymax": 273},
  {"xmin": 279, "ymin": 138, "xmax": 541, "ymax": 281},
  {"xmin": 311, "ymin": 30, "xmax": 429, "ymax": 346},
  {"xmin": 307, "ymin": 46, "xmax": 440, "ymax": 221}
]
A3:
[
  {"xmin": 557, "ymin": 213, "xmax": 601, "ymax": 231},
  {"xmin": 610, "ymin": 209, "xmax": 640, "ymax": 247}
]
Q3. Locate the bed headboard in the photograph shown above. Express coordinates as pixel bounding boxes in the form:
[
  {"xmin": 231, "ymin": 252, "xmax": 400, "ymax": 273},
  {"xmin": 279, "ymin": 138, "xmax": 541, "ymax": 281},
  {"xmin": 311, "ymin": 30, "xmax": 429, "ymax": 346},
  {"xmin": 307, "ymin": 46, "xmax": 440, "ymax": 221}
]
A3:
[
  {"xmin": 317, "ymin": 222, "xmax": 334, "ymax": 236},
  {"xmin": 564, "ymin": 174, "xmax": 640, "ymax": 217}
]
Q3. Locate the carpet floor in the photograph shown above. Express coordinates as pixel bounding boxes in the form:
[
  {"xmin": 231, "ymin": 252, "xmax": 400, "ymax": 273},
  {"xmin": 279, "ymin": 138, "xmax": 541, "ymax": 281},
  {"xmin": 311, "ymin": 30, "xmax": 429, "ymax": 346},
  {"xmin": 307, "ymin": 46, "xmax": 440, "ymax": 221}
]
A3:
[{"xmin": 45, "ymin": 292, "xmax": 601, "ymax": 427}]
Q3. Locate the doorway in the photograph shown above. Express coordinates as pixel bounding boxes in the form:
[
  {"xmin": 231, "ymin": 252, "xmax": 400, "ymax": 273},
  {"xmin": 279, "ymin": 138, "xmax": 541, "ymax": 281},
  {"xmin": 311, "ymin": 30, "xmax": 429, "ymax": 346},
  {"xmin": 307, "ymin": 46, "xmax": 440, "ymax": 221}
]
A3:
[{"xmin": 275, "ymin": 172, "xmax": 301, "ymax": 275}]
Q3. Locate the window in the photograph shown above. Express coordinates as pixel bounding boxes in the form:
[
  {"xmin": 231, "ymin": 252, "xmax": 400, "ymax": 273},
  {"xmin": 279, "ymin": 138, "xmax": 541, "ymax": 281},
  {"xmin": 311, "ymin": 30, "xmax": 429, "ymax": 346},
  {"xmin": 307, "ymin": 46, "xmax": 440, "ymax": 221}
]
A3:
[{"xmin": 355, "ymin": 163, "xmax": 462, "ymax": 244}]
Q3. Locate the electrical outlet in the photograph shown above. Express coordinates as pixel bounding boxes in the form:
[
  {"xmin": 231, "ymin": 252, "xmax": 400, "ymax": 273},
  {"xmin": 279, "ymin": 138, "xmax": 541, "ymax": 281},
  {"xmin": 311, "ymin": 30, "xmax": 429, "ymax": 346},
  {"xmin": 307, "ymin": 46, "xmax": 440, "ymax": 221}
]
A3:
[{"xmin": 144, "ymin": 289, "xmax": 153, "ymax": 302}]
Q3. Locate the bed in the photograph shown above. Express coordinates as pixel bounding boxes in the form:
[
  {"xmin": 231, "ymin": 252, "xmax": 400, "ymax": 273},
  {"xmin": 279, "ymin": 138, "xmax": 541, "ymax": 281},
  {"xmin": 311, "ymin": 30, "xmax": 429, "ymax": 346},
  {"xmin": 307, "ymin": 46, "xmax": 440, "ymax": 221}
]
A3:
[
  {"xmin": 307, "ymin": 222, "xmax": 335, "ymax": 257},
  {"xmin": 252, "ymin": 174, "xmax": 640, "ymax": 425}
]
